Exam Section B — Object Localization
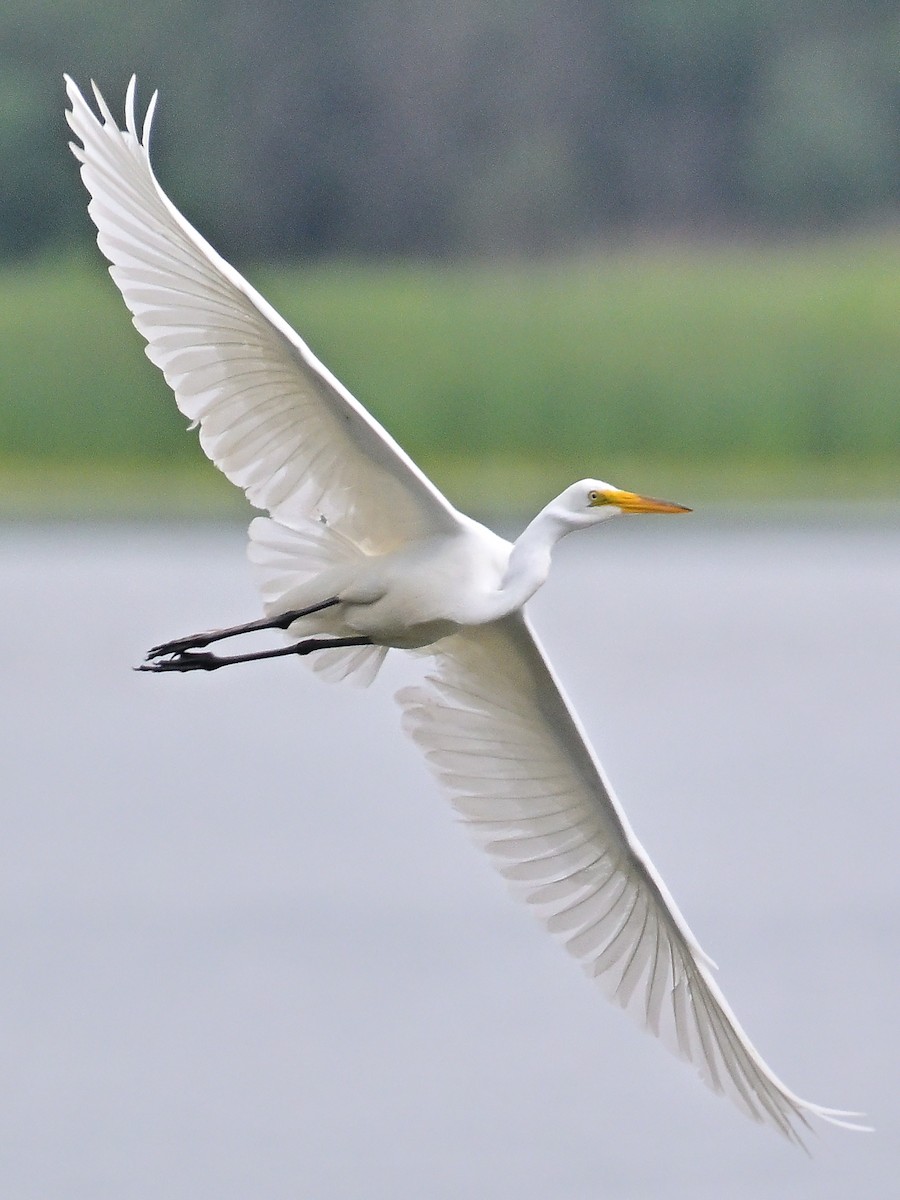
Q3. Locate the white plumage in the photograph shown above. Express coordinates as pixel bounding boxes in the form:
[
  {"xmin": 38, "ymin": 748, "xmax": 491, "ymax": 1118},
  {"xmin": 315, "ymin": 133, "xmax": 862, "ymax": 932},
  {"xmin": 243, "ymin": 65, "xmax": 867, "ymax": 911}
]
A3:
[{"xmin": 65, "ymin": 76, "xmax": 864, "ymax": 1145}]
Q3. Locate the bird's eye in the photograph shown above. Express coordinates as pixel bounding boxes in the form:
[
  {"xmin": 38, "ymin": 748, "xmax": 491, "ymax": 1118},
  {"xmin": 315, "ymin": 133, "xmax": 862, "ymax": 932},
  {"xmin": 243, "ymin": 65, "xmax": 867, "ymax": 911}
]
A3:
[{"xmin": 588, "ymin": 490, "xmax": 599, "ymax": 503}]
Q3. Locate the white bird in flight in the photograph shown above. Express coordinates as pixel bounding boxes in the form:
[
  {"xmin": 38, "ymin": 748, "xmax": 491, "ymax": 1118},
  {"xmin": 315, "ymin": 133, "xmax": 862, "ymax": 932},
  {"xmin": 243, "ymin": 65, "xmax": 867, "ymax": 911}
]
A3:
[{"xmin": 66, "ymin": 76, "xmax": 864, "ymax": 1146}]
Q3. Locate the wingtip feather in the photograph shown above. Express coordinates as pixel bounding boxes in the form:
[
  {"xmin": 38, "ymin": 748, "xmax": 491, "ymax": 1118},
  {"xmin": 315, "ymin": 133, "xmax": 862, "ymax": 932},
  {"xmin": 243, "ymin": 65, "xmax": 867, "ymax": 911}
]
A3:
[
  {"xmin": 124, "ymin": 75, "xmax": 138, "ymax": 139},
  {"xmin": 90, "ymin": 79, "xmax": 116, "ymax": 127},
  {"xmin": 142, "ymin": 89, "xmax": 160, "ymax": 148},
  {"xmin": 809, "ymin": 1105, "xmax": 872, "ymax": 1133}
]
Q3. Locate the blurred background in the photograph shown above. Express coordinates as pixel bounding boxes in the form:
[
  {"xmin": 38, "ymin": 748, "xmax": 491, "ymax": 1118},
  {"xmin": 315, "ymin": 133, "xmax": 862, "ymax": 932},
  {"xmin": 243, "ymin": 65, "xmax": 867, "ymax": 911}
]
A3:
[
  {"xmin": 0, "ymin": 0, "xmax": 897, "ymax": 511},
  {"xmin": 1, "ymin": 4, "xmax": 898, "ymax": 1199}
]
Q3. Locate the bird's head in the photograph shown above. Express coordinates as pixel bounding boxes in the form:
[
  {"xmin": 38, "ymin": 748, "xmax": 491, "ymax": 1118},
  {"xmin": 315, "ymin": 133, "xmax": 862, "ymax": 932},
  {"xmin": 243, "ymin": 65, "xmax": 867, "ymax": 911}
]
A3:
[{"xmin": 554, "ymin": 479, "xmax": 692, "ymax": 527}]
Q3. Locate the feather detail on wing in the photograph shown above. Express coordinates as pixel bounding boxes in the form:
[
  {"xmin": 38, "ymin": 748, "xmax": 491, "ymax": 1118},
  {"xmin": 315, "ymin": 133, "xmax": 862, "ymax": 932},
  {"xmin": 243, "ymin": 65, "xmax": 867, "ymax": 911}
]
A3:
[
  {"xmin": 64, "ymin": 76, "xmax": 461, "ymax": 550},
  {"xmin": 397, "ymin": 614, "xmax": 866, "ymax": 1144}
]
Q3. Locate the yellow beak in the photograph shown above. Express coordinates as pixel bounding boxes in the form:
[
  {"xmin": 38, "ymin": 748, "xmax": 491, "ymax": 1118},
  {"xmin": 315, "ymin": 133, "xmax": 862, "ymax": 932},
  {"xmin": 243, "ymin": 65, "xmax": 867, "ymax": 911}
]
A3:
[{"xmin": 599, "ymin": 488, "xmax": 692, "ymax": 514}]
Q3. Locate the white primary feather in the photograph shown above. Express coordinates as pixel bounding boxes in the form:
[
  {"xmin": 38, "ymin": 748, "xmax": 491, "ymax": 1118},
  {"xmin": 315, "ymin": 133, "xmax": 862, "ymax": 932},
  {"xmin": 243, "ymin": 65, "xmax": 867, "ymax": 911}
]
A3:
[
  {"xmin": 66, "ymin": 77, "xmax": 865, "ymax": 1146},
  {"xmin": 399, "ymin": 615, "xmax": 864, "ymax": 1144},
  {"xmin": 64, "ymin": 74, "xmax": 462, "ymax": 551}
]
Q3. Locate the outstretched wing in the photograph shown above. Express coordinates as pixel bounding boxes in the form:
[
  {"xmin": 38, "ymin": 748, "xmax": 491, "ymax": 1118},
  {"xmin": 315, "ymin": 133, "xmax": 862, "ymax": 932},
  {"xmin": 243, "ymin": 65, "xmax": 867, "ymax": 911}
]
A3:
[
  {"xmin": 65, "ymin": 76, "xmax": 462, "ymax": 549},
  {"xmin": 398, "ymin": 614, "xmax": 863, "ymax": 1144}
]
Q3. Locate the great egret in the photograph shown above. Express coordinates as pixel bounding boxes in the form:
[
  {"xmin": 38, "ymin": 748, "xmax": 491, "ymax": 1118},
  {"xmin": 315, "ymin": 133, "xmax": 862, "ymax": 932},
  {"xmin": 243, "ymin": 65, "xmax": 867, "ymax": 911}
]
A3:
[{"xmin": 66, "ymin": 76, "xmax": 863, "ymax": 1145}]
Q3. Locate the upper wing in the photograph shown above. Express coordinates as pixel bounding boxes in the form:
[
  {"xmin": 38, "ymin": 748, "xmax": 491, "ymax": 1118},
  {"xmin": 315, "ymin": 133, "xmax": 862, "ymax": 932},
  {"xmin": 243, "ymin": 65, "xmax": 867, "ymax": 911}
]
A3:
[
  {"xmin": 398, "ymin": 614, "xmax": 862, "ymax": 1144},
  {"xmin": 65, "ymin": 77, "xmax": 462, "ymax": 548}
]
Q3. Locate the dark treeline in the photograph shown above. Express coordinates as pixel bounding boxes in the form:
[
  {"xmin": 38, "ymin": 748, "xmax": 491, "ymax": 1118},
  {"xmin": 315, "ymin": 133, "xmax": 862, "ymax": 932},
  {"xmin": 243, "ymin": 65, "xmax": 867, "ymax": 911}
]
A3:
[{"xmin": 3, "ymin": 1, "xmax": 898, "ymax": 261}]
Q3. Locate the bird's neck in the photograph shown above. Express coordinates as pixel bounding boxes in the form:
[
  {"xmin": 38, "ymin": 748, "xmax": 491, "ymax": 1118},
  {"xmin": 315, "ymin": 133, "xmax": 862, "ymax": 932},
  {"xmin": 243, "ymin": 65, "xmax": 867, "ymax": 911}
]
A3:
[{"xmin": 496, "ymin": 507, "xmax": 571, "ymax": 615}]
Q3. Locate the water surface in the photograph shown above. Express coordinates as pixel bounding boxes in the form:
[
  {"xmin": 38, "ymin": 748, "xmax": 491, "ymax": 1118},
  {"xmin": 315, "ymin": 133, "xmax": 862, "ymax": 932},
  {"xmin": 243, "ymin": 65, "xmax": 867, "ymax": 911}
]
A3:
[{"xmin": 1, "ymin": 516, "xmax": 897, "ymax": 1199}]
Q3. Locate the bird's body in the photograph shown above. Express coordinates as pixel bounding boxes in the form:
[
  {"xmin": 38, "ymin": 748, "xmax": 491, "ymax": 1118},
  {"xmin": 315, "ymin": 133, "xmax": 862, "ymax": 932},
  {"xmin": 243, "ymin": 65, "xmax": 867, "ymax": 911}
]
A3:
[
  {"xmin": 272, "ymin": 484, "xmax": 631, "ymax": 648},
  {"xmin": 65, "ymin": 76, "xmax": 865, "ymax": 1146},
  {"xmin": 320, "ymin": 517, "xmax": 512, "ymax": 646}
]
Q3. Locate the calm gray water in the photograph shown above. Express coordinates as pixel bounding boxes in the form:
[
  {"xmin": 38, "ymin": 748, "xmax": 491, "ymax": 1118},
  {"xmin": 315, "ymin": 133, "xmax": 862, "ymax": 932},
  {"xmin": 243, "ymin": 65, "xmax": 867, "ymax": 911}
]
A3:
[{"xmin": 2, "ymin": 515, "xmax": 898, "ymax": 1200}]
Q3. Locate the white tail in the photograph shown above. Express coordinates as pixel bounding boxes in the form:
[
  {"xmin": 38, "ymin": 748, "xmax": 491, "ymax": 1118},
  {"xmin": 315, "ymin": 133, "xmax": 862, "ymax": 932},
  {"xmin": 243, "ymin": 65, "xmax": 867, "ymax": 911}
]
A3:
[{"xmin": 247, "ymin": 516, "xmax": 388, "ymax": 685}]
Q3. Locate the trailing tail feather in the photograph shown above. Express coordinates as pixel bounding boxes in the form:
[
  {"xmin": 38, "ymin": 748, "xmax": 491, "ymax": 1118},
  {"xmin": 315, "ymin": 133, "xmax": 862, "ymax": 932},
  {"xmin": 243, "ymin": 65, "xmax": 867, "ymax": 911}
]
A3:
[{"xmin": 247, "ymin": 515, "xmax": 387, "ymax": 685}]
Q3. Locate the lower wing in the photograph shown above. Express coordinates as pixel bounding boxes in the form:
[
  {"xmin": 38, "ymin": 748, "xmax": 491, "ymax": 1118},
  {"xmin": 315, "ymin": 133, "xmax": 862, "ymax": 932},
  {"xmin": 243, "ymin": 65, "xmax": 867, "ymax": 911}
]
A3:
[{"xmin": 397, "ymin": 614, "xmax": 865, "ymax": 1144}]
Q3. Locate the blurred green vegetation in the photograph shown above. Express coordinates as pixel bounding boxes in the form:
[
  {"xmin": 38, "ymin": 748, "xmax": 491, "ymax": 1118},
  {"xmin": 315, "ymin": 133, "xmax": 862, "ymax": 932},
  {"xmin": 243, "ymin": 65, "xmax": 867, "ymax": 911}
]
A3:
[
  {"xmin": 3, "ymin": 3, "xmax": 900, "ymax": 260},
  {"xmin": 0, "ymin": 242, "xmax": 897, "ymax": 517}
]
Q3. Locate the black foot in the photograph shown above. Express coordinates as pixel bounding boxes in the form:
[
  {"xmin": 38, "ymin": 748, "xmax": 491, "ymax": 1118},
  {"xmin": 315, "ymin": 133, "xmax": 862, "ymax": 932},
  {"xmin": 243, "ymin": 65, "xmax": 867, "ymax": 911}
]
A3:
[
  {"xmin": 143, "ymin": 597, "xmax": 342, "ymax": 662},
  {"xmin": 146, "ymin": 632, "xmax": 217, "ymax": 658},
  {"xmin": 136, "ymin": 634, "xmax": 373, "ymax": 675},
  {"xmin": 136, "ymin": 650, "xmax": 225, "ymax": 673}
]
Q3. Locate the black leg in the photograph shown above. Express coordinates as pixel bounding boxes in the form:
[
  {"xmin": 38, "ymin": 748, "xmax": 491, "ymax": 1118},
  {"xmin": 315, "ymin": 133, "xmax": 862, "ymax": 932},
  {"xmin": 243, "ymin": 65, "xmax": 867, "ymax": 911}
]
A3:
[
  {"xmin": 137, "ymin": 634, "xmax": 373, "ymax": 673},
  {"xmin": 144, "ymin": 596, "xmax": 341, "ymax": 660}
]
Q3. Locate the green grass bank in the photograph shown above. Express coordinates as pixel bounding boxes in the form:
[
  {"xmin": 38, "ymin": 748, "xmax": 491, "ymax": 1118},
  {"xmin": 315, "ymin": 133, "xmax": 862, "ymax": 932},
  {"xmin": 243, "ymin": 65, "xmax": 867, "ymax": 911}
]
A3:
[{"xmin": 1, "ymin": 239, "xmax": 897, "ymax": 517}]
